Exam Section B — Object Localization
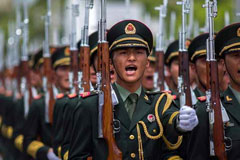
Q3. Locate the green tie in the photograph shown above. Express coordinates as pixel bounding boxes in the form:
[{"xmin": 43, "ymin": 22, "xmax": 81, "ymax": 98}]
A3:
[{"xmin": 126, "ymin": 93, "xmax": 138, "ymax": 120}]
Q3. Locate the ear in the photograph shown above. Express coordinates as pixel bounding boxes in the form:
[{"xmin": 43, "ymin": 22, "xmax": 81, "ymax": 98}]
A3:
[
  {"xmin": 166, "ymin": 65, "xmax": 171, "ymax": 76},
  {"xmin": 189, "ymin": 62, "xmax": 196, "ymax": 72},
  {"xmin": 219, "ymin": 59, "xmax": 226, "ymax": 72},
  {"xmin": 146, "ymin": 59, "xmax": 150, "ymax": 68}
]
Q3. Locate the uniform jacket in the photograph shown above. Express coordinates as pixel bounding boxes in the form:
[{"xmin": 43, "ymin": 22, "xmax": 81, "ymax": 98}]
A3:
[
  {"xmin": 68, "ymin": 83, "xmax": 181, "ymax": 160},
  {"xmin": 187, "ymin": 86, "xmax": 240, "ymax": 160}
]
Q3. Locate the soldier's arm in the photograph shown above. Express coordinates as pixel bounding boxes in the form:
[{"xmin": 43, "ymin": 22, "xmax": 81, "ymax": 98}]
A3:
[
  {"xmin": 61, "ymin": 97, "xmax": 80, "ymax": 160},
  {"xmin": 68, "ymin": 98, "xmax": 93, "ymax": 160},
  {"xmin": 52, "ymin": 96, "xmax": 68, "ymax": 156},
  {"xmin": 23, "ymin": 98, "xmax": 50, "ymax": 160}
]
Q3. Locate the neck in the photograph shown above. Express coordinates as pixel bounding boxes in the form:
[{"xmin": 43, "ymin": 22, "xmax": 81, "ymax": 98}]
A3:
[
  {"xmin": 116, "ymin": 79, "xmax": 141, "ymax": 93},
  {"xmin": 197, "ymin": 82, "xmax": 206, "ymax": 94},
  {"xmin": 230, "ymin": 80, "xmax": 240, "ymax": 92}
]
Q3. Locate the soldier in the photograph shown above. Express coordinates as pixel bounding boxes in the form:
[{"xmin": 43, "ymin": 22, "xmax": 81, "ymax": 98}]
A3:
[
  {"xmin": 59, "ymin": 31, "xmax": 115, "ymax": 160},
  {"xmin": 187, "ymin": 23, "xmax": 240, "ymax": 160},
  {"xmin": 22, "ymin": 46, "xmax": 70, "ymax": 160},
  {"xmin": 164, "ymin": 39, "xmax": 196, "ymax": 96},
  {"xmin": 188, "ymin": 33, "xmax": 226, "ymax": 97},
  {"xmin": 68, "ymin": 20, "xmax": 198, "ymax": 160},
  {"xmin": 142, "ymin": 48, "xmax": 157, "ymax": 91}
]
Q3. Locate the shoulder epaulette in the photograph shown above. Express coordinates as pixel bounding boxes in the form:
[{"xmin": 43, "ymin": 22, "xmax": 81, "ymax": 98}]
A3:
[
  {"xmin": 56, "ymin": 93, "xmax": 65, "ymax": 99},
  {"xmin": 34, "ymin": 94, "xmax": 42, "ymax": 100},
  {"xmin": 161, "ymin": 90, "xmax": 172, "ymax": 94},
  {"xmin": 80, "ymin": 91, "xmax": 98, "ymax": 98},
  {"xmin": 198, "ymin": 96, "xmax": 206, "ymax": 102},
  {"xmin": 172, "ymin": 95, "xmax": 177, "ymax": 100},
  {"xmin": 68, "ymin": 93, "xmax": 77, "ymax": 99}
]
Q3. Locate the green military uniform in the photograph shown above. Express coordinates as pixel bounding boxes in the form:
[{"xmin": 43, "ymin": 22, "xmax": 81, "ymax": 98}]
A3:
[
  {"xmin": 68, "ymin": 20, "xmax": 183, "ymax": 160},
  {"xmin": 69, "ymin": 83, "xmax": 181, "ymax": 160},
  {"xmin": 52, "ymin": 31, "xmax": 99, "ymax": 159},
  {"xmin": 52, "ymin": 94, "xmax": 69, "ymax": 157},
  {"xmin": 23, "ymin": 46, "xmax": 71, "ymax": 160},
  {"xmin": 187, "ymin": 23, "xmax": 240, "ymax": 160}
]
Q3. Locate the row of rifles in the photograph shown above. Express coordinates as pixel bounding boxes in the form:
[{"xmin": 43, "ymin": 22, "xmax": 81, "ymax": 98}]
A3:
[{"xmin": 0, "ymin": 0, "xmax": 229, "ymax": 160}]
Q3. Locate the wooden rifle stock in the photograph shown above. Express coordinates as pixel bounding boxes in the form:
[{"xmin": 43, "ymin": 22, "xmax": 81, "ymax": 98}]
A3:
[
  {"xmin": 43, "ymin": 57, "xmax": 55, "ymax": 124},
  {"xmin": 208, "ymin": 60, "xmax": 227, "ymax": 160},
  {"xmin": 21, "ymin": 61, "xmax": 33, "ymax": 105},
  {"xmin": 156, "ymin": 51, "xmax": 165, "ymax": 91},
  {"xmin": 81, "ymin": 46, "xmax": 90, "ymax": 92},
  {"xmin": 70, "ymin": 49, "xmax": 79, "ymax": 93},
  {"xmin": 179, "ymin": 51, "xmax": 192, "ymax": 106},
  {"xmin": 100, "ymin": 42, "xmax": 122, "ymax": 160}
]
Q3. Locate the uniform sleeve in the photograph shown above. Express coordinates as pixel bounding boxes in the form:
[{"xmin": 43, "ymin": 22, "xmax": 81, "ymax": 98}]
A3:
[
  {"xmin": 52, "ymin": 97, "xmax": 67, "ymax": 156},
  {"xmin": 187, "ymin": 102, "xmax": 210, "ymax": 160},
  {"xmin": 158, "ymin": 93, "xmax": 183, "ymax": 160},
  {"xmin": 23, "ymin": 99, "xmax": 50, "ymax": 160},
  {"xmin": 68, "ymin": 99, "xmax": 93, "ymax": 160}
]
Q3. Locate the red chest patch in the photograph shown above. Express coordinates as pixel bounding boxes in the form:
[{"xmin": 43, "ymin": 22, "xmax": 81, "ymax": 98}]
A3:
[{"xmin": 80, "ymin": 92, "xmax": 91, "ymax": 98}]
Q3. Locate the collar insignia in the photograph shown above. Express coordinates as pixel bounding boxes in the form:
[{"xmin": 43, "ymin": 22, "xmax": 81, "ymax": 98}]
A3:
[
  {"xmin": 147, "ymin": 114, "xmax": 156, "ymax": 123},
  {"xmin": 226, "ymin": 95, "xmax": 232, "ymax": 102},
  {"xmin": 125, "ymin": 23, "xmax": 136, "ymax": 35},
  {"xmin": 237, "ymin": 28, "xmax": 240, "ymax": 37},
  {"xmin": 144, "ymin": 95, "xmax": 149, "ymax": 101}
]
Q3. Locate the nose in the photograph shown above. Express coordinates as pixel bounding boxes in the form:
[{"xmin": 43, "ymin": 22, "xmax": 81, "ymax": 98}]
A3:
[{"xmin": 128, "ymin": 51, "xmax": 136, "ymax": 61}]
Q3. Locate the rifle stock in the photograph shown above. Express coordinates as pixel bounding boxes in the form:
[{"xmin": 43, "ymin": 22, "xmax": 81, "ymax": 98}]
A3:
[
  {"xmin": 43, "ymin": 57, "xmax": 55, "ymax": 124},
  {"xmin": 81, "ymin": 46, "xmax": 90, "ymax": 92},
  {"xmin": 210, "ymin": 61, "xmax": 226, "ymax": 159},
  {"xmin": 21, "ymin": 61, "xmax": 33, "ymax": 105},
  {"xmin": 100, "ymin": 42, "xmax": 122, "ymax": 160},
  {"xmin": 156, "ymin": 51, "xmax": 165, "ymax": 91},
  {"xmin": 179, "ymin": 50, "xmax": 192, "ymax": 106}
]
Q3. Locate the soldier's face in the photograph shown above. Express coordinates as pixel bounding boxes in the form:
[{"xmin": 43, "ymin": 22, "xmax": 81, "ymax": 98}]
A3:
[
  {"xmin": 224, "ymin": 52, "xmax": 240, "ymax": 91},
  {"xmin": 93, "ymin": 53, "xmax": 116, "ymax": 83},
  {"xmin": 142, "ymin": 61, "xmax": 155, "ymax": 91},
  {"xmin": 30, "ymin": 69, "xmax": 42, "ymax": 88},
  {"xmin": 169, "ymin": 58, "xmax": 179, "ymax": 87},
  {"xmin": 195, "ymin": 56, "xmax": 207, "ymax": 88},
  {"xmin": 112, "ymin": 47, "xmax": 149, "ymax": 85},
  {"xmin": 90, "ymin": 65, "xmax": 97, "ymax": 87},
  {"xmin": 55, "ymin": 65, "xmax": 70, "ymax": 91}
]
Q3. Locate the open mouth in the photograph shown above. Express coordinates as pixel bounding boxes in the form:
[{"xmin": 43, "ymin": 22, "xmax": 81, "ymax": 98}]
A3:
[
  {"xmin": 146, "ymin": 75, "xmax": 153, "ymax": 81},
  {"xmin": 125, "ymin": 65, "xmax": 137, "ymax": 75}
]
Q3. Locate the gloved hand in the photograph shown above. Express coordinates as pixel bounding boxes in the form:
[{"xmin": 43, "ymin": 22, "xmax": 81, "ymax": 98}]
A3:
[
  {"xmin": 177, "ymin": 105, "xmax": 198, "ymax": 132},
  {"xmin": 47, "ymin": 148, "xmax": 60, "ymax": 160}
]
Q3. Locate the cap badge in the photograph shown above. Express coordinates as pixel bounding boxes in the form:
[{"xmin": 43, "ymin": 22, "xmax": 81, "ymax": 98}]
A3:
[
  {"xmin": 237, "ymin": 28, "xmax": 240, "ymax": 37},
  {"xmin": 125, "ymin": 23, "xmax": 136, "ymax": 35},
  {"xmin": 147, "ymin": 114, "xmax": 156, "ymax": 123},
  {"xmin": 65, "ymin": 47, "xmax": 70, "ymax": 56}
]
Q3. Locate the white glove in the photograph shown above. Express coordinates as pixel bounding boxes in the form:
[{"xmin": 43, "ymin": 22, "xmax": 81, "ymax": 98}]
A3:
[
  {"xmin": 47, "ymin": 149, "xmax": 60, "ymax": 160},
  {"xmin": 177, "ymin": 105, "xmax": 198, "ymax": 132}
]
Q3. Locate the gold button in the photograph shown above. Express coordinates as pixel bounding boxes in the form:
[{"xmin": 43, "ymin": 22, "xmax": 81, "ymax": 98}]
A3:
[
  {"xmin": 130, "ymin": 153, "xmax": 136, "ymax": 158},
  {"xmin": 129, "ymin": 135, "xmax": 135, "ymax": 140},
  {"xmin": 153, "ymin": 129, "xmax": 157, "ymax": 133}
]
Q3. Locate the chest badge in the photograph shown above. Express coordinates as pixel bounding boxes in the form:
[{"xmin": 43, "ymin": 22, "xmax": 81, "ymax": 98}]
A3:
[{"xmin": 147, "ymin": 114, "xmax": 156, "ymax": 123}]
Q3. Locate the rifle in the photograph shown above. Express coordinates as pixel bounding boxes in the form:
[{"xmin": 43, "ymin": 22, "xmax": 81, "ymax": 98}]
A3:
[
  {"xmin": 204, "ymin": 1, "xmax": 227, "ymax": 159},
  {"xmin": 69, "ymin": 1, "xmax": 80, "ymax": 94},
  {"xmin": 169, "ymin": 12, "xmax": 176, "ymax": 43},
  {"xmin": 177, "ymin": 0, "xmax": 192, "ymax": 107},
  {"xmin": 12, "ymin": 0, "xmax": 22, "ymax": 99},
  {"xmin": 21, "ymin": 0, "xmax": 33, "ymax": 117},
  {"xmin": 43, "ymin": 0, "xmax": 55, "ymax": 124},
  {"xmin": 79, "ymin": 0, "xmax": 94, "ymax": 93},
  {"xmin": 0, "ymin": 30, "xmax": 4, "ymax": 89},
  {"xmin": 97, "ymin": 0, "xmax": 122, "ymax": 159},
  {"xmin": 155, "ymin": 0, "xmax": 168, "ymax": 91}
]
